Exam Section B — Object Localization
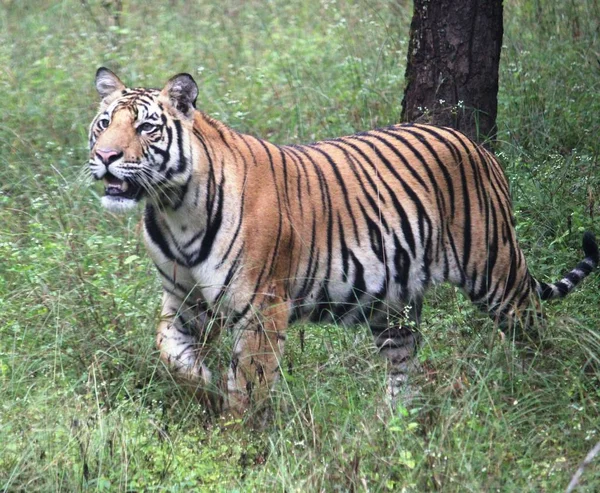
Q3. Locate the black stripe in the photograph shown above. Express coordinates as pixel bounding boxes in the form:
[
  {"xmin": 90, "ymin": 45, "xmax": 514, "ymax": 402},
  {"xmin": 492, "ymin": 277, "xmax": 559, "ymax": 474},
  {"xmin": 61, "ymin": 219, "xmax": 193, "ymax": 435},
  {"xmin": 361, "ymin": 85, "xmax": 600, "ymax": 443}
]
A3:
[
  {"xmin": 165, "ymin": 119, "xmax": 188, "ymax": 178},
  {"xmin": 368, "ymin": 131, "xmax": 430, "ymax": 192},
  {"xmin": 288, "ymin": 146, "xmax": 334, "ymax": 281},
  {"xmin": 338, "ymin": 212, "xmax": 350, "ymax": 282},
  {"xmin": 386, "ymin": 126, "xmax": 455, "ymax": 217},
  {"xmin": 358, "ymin": 200, "xmax": 385, "ymax": 263},
  {"xmin": 308, "ymin": 144, "xmax": 360, "ymax": 241},
  {"xmin": 218, "ymin": 133, "xmax": 252, "ymax": 267},
  {"xmin": 393, "ymin": 234, "xmax": 410, "ymax": 290},
  {"xmin": 295, "ymin": 215, "xmax": 318, "ymax": 302},
  {"xmin": 215, "ymin": 248, "xmax": 243, "ymax": 305},
  {"xmin": 154, "ymin": 263, "xmax": 189, "ymax": 296},
  {"xmin": 325, "ymin": 140, "xmax": 387, "ymax": 206},
  {"xmin": 354, "ymin": 134, "xmax": 433, "ymax": 260},
  {"xmin": 194, "ymin": 169, "xmax": 224, "ymax": 266},
  {"xmin": 337, "ymin": 138, "xmax": 418, "ymax": 257},
  {"xmin": 144, "ymin": 204, "xmax": 174, "ymax": 261},
  {"xmin": 256, "ymin": 138, "xmax": 285, "ymax": 278}
]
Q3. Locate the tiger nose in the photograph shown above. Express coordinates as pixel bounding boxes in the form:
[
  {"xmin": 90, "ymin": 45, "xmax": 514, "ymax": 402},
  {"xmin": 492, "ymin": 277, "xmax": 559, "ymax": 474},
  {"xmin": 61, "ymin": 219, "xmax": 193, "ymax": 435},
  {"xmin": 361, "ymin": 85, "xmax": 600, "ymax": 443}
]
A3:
[{"xmin": 96, "ymin": 148, "xmax": 123, "ymax": 165}]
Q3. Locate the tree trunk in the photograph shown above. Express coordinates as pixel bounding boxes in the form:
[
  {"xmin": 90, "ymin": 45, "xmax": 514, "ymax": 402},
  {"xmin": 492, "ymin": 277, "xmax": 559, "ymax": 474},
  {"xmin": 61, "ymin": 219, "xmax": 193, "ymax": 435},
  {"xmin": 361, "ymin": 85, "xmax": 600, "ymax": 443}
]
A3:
[{"xmin": 401, "ymin": 0, "xmax": 504, "ymax": 144}]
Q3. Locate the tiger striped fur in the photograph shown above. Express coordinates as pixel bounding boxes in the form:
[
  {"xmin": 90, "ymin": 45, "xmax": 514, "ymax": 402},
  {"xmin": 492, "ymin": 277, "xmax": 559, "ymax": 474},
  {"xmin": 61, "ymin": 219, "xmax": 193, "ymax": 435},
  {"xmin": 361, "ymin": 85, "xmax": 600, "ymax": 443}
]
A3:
[{"xmin": 88, "ymin": 68, "xmax": 599, "ymax": 416}]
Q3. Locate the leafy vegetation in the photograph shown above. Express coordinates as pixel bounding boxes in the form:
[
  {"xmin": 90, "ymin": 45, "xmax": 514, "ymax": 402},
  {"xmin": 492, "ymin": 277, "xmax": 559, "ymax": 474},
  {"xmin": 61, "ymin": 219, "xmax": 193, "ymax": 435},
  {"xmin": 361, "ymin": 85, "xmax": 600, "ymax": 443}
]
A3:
[{"xmin": 1, "ymin": 0, "xmax": 599, "ymax": 490}]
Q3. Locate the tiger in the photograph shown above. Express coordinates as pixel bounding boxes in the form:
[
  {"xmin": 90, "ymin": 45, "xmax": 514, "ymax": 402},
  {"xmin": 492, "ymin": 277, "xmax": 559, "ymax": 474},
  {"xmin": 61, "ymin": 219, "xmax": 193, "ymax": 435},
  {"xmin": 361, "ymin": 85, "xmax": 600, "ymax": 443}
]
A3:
[{"xmin": 88, "ymin": 67, "xmax": 599, "ymax": 417}]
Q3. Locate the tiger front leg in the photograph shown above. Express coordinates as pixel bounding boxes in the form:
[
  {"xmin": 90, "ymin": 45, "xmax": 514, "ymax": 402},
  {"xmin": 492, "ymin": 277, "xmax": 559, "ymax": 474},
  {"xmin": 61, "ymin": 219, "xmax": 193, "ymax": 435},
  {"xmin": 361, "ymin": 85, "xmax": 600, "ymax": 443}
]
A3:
[
  {"xmin": 156, "ymin": 290, "xmax": 221, "ymax": 404},
  {"xmin": 223, "ymin": 296, "xmax": 288, "ymax": 419}
]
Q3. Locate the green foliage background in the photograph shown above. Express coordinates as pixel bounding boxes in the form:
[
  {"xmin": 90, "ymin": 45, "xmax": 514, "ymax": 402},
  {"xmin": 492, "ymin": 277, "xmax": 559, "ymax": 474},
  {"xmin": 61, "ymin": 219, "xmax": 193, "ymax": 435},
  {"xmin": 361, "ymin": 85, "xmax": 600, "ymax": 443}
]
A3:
[{"xmin": 1, "ymin": 0, "xmax": 599, "ymax": 491}]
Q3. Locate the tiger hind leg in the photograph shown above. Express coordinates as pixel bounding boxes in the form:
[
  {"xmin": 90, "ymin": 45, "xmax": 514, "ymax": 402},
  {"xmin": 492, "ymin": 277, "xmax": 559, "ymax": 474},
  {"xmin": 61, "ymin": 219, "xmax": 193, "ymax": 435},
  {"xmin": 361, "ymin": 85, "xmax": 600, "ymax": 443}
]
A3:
[{"xmin": 369, "ymin": 300, "xmax": 423, "ymax": 408}]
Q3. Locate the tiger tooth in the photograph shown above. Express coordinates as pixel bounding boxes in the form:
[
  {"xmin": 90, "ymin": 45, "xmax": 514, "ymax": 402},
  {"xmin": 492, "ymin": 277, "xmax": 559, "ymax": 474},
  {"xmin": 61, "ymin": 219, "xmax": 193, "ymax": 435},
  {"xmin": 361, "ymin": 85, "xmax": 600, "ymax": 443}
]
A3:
[{"xmin": 121, "ymin": 181, "xmax": 129, "ymax": 192}]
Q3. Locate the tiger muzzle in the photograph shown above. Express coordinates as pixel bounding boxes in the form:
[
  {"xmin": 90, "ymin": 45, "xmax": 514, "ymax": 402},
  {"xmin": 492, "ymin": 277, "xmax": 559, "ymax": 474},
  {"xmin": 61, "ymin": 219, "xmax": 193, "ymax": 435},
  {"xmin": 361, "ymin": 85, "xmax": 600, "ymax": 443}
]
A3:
[{"xmin": 102, "ymin": 172, "xmax": 143, "ymax": 200}]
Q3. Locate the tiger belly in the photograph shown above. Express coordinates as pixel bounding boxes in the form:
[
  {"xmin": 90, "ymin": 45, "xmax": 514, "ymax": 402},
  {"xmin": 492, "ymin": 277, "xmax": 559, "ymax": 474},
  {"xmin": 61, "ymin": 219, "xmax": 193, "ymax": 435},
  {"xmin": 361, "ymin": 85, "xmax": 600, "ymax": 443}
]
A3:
[{"xmin": 287, "ymin": 232, "xmax": 436, "ymax": 326}]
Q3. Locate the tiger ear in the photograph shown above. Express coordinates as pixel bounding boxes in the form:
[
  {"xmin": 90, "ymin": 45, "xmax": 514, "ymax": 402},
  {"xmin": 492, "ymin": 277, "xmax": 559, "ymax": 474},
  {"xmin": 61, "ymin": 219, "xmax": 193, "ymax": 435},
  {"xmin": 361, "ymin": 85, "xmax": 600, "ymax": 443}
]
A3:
[
  {"xmin": 95, "ymin": 67, "xmax": 126, "ymax": 101},
  {"xmin": 161, "ymin": 73, "xmax": 198, "ymax": 117}
]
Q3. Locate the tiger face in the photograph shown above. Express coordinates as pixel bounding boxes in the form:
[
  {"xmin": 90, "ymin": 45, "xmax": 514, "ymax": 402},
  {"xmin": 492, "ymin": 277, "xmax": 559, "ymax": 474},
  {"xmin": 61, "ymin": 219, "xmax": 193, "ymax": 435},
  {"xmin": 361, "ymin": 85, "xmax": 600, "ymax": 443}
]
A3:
[{"xmin": 88, "ymin": 68, "xmax": 198, "ymax": 213}]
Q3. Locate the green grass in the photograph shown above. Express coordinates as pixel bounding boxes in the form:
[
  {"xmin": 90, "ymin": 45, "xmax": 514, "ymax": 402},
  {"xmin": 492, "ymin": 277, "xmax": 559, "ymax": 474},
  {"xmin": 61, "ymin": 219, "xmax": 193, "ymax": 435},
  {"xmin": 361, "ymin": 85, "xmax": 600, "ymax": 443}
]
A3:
[{"xmin": 1, "ymin": 0, "xmax": 599, "ymax": 490}]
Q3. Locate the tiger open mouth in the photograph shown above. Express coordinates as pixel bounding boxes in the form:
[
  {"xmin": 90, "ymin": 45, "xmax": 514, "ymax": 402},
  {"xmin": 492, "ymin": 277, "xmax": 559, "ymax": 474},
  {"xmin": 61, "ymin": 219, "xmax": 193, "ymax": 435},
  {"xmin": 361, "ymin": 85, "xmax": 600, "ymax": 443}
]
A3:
[{"xmin": 102, "ymin": 172, "xmax": 143, "ymax": 201}]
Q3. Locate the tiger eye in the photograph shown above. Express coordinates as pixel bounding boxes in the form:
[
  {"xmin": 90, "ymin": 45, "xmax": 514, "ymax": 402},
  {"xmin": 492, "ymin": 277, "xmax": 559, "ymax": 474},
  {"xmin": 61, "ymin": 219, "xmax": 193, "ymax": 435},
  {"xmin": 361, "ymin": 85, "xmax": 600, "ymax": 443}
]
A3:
[{"xmin": 138, "ymin": 122, "xmax": 157, "ymax": 133}]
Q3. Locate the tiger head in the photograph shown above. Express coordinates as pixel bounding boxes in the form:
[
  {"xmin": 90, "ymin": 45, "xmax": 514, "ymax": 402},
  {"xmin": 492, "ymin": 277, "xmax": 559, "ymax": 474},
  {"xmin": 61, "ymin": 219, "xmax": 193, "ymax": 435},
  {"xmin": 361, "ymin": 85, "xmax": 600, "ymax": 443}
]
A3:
[{"xmin": 88, "ymin": 68, "xmax": 198, "ymax": 213}]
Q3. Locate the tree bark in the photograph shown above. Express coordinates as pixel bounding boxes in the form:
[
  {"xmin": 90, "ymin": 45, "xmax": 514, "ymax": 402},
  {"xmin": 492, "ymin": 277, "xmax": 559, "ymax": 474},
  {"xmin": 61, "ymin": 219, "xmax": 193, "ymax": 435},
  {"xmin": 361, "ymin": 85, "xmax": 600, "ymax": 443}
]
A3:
[{"xmin": 401, "ymin": 0, "xmax": 503, "ymax": 144}]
